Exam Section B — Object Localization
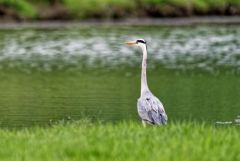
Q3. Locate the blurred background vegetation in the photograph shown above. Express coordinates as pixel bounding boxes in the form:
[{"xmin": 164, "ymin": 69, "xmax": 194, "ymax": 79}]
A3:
[{"xmin": 0, "ymin": 0, "xmax": 240, "ymax": 21}]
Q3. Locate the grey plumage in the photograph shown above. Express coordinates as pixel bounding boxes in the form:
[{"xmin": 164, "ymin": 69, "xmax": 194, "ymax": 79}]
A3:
[{"xmin": 138, "ymin": 90, "xmax": 167, "ymax": 125}]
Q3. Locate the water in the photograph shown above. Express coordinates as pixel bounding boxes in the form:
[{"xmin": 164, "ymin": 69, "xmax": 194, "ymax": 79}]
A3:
[{"xmin": 0, "ymin": 25, "xmax": 239, "ymax": 128}]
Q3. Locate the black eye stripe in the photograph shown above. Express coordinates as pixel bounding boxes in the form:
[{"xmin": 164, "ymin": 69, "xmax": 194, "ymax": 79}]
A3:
[{"xmin": 136, "ymin": 40, "xmax": 146, "ymax": 44}]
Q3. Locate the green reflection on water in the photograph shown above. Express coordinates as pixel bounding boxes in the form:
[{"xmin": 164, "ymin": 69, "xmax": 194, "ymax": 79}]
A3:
[
  {"xmin": 0, "ymin": 67, "xmax": 239, "ymax": 128},
  {"xmin": 0, "ymin": 25, "xmax": 239, "ymax": 128}
]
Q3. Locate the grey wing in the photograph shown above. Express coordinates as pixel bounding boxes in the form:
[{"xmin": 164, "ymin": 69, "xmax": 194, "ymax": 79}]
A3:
[{"xmin": 137, "ymin": 95, "xmax": 167, "ymax": 125}]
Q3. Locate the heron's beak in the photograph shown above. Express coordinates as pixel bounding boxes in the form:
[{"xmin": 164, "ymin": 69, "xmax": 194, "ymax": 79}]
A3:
[{"xmin": 125, "ymin": 41, "xmax": 136, "ymax": 46}]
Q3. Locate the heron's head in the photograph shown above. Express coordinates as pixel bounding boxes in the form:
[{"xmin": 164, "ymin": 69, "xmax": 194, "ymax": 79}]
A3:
[{"xmin": 125, "ymin": 39, "xmax": 147, "ymax": 50}]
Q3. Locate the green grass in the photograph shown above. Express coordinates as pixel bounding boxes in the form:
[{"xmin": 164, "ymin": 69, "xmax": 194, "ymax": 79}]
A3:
[
  {"xmin": 63, "ymin": 0, "xmax": 136, "ymax": 19},
  {"xmin": 0, "ymin": 121, "xmax": 239, "ymax": 161},
  {"xmin": 0, "ymin": 0, "xmax": 240, "ymax": 20},
  {"xmin": 0, "ymin": 0, "xmax": 37, "ymax": 18},
  {"xmin": 63, "ymin": 0, "xmax": 240, "ymax": 18}
]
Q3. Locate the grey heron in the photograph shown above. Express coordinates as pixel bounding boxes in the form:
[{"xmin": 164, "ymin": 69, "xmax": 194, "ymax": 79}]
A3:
[{"xmin": 126, "ymin": 39, "xmax": 168, "ymax": 126}]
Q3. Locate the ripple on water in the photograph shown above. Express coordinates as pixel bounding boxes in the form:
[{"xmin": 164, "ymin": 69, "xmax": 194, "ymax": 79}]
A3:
[
  {"xmin": 215, "ymin": 115, "xmax": 240, "ymax": 126},
  {"xmin": 0, "ymin": 26, "xmax": 239, "ymax": 71}
]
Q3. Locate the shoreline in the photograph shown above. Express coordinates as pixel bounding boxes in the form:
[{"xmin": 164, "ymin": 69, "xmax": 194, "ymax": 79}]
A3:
[{"xmin": 0, "ymin": 16, "xmax": 240, "ymax": 29}]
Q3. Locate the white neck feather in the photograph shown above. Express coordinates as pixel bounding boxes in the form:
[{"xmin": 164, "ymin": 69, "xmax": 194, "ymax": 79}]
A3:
[{"xmin": 140, "ymin": 45, "xmax": 149, "ymax": 96}]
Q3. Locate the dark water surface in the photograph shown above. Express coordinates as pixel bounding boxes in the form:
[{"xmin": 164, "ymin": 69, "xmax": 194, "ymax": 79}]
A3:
[{"xmin": 0, "ymin": 25, "xmax": 239, "ymax": 128}]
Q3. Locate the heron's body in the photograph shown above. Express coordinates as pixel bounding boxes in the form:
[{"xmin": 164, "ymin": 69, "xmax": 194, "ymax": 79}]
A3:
[
  {"xmin": 138, "ymin": 90, "xmax": 167, "ymax": 125},
  {"xmin": 126, "ymin": 39, "xmax": 168, "ymax": 126}
]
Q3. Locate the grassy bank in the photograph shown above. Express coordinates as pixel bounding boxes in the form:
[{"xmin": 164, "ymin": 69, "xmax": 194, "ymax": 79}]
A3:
[
  {"xmin": 0, "ymin": 0, "xmax": 240, "ymax": 20},
  {"xmin": 0, "ymin": 121, "xmax": 239, "ymax": 161}
]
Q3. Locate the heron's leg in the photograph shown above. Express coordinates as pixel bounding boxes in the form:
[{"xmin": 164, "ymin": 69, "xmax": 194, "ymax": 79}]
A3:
[{"xmin": 142, "ymin": 120, "xmax": 146, "ymax": 128}]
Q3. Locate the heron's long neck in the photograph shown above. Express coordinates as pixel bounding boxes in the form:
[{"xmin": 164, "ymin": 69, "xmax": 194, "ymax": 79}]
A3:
[{"xmin": 141, "ymin": 46, "xmax": 149, "ymax": 96}]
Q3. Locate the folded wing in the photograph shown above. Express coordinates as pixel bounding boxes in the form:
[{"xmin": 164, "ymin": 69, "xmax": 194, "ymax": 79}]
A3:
[{"xmin": 137, "ymin": 92, "xmax": 167, "ymax": 125}]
